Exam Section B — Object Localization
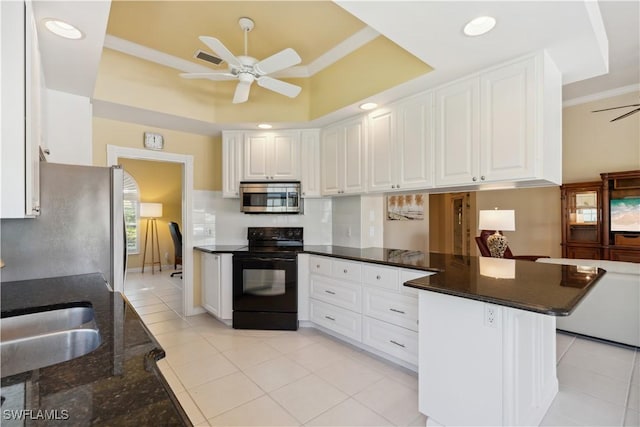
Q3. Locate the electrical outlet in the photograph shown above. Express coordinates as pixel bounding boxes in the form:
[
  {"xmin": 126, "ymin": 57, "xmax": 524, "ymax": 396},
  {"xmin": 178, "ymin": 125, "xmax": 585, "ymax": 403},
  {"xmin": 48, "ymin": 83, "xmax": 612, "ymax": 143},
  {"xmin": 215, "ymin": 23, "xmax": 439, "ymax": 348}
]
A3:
[
  {"xmin": 164, "ymin": 252, "xmax": 169, "ymax": 262},
  {"xmin": 485, "ymin": 304, "xmax": 497, "ymax": 328}
]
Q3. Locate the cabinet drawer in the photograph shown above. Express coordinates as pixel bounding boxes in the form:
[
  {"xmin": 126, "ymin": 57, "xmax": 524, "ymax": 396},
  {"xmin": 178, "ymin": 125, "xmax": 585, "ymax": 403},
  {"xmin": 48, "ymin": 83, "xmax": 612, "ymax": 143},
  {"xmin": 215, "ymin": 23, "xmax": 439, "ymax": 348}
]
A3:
[
  {"xmin": 615, "ymin": 234, "xmax": 640, "ymax": 247},
  {"xmin": 310, "ymin": 276, "xmax": 362, "ymax": 313},
  {"xmin": 363, "ymin": 264, "xmax": 399, "ymax": 291},
  {"xmin": 309, "ymin": 255, "xmax": 332, "ymax": 276},
  {"xmin": 331, "ymin": 259, "xmax": 362, "ymax": 283},
  {"xmin": 310, "ymin": 299, "xmax": 362, "ymax": 342},
  {"xmin": 363, "ymin": 288, "xmax": 418, "ymax": 331},
  {"xmin": 362, "ymin": 317, "xmax": 418, "ymax": 365},
  {"xmin": 609, "ymin": 249, "xmax": 640, "ymax": 263}
]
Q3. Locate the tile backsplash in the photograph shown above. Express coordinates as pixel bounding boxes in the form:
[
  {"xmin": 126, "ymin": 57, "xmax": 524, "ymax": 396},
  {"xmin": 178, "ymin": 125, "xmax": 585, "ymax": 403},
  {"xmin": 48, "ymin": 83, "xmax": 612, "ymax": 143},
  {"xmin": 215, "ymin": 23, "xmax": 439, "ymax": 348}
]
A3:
[{"xmin": 193, "ymin": 191, "xmax": 333, "ymax": 246}]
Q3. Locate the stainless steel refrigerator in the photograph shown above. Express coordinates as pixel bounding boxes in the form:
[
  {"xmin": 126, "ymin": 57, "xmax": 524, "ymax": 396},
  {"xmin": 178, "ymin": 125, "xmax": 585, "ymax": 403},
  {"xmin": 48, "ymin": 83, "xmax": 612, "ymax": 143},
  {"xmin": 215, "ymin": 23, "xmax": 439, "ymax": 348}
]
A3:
[{"xmin": 0, "ymin": 162, "xmax": 125, "ymax": 290}]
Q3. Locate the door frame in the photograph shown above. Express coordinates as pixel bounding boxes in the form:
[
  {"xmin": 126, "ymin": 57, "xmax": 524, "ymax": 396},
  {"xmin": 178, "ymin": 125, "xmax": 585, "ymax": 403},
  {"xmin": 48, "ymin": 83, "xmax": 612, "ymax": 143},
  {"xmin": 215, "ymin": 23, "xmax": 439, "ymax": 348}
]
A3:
[{"xmin": 107, "ymin": 144, "xmax": 199, "ymax": 316}]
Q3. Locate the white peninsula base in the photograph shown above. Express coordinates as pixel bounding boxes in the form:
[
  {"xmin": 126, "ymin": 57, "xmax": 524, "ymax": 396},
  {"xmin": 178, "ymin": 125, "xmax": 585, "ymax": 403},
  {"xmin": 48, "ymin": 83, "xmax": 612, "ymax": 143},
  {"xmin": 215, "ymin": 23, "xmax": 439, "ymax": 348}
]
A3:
[{"xmin": 418, "ymin": 291, "xmax": 559, "ymax": 426}]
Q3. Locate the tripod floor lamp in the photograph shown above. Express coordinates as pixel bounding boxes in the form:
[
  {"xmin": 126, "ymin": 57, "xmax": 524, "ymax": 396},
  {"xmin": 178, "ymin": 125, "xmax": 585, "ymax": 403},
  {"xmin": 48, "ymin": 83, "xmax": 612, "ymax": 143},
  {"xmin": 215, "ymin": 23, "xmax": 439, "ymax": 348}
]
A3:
[{"xmin": 140, "ymin": 202, "xmax": 163, "ymax": 273}]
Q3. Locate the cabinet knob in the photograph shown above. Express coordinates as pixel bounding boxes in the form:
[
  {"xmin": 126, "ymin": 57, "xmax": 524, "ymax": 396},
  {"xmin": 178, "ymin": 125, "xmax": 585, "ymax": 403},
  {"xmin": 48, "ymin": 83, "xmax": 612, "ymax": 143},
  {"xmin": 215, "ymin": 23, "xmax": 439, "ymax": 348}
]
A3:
[
  {"xmin": 376, "ymin": 275, "xmax": 381, "ymax": 280},
  {"xmin": 302, "ymin": 192, "xmax": 306, "ymax": 196},
  {"xmin": 316, "ymin": 264, "xmax": 320, "ymax": 268},
  {"xmin": 480, "ymin": 176, "xmax": 485, "ymax": 181},
  {"xmin": 391, "ymin": 185, "xmax": 396, "ymax": 189},
  {"xmin": 397, "ymin": 184, "xmax": 400, "ymax": 188},
  {"xmin": 343, "ymin": 269, "xmax": 348, "ymax": 274},
  {"xmin": 472, "ymin": 176, "xmax": 477, "ymax": 182}
]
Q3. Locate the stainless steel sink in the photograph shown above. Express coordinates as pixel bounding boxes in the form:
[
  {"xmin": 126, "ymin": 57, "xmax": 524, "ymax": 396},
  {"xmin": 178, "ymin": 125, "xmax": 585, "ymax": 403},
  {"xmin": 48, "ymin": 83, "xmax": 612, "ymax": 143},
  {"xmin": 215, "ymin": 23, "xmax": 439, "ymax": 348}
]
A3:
[{"xmin": 1, "ymin": 306, "xmax": 101, "ymax": 377}]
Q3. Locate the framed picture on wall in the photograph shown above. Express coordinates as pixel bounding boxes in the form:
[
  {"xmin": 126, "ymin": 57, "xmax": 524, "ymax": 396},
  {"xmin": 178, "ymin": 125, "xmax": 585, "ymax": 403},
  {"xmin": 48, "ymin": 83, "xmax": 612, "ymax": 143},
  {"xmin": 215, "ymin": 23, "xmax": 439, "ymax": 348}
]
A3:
[{"xmin": 387, "ymin": 193, "xmax": 424, "ymax": 220}]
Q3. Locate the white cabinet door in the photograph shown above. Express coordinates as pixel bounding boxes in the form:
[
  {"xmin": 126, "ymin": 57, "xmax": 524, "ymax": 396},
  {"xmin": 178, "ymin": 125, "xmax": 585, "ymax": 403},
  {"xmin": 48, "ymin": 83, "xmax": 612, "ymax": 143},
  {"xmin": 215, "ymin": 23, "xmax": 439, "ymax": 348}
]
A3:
[
  {"xmin": 480, "ymin": 58, "xmax": 536, "ymax": 182},
  {"xmin": 342, "ymin": 118, "xmax": 365, "ymax": 194},
  {"xmin": 271, "ymin": 132, "xmax": 299, "ymax": 180},
  {"xmin": 243, "ymin": 131, "xmax": 300, "ymax": 181},
  {"xmin": 243, "ymin": 134, "xmax": 270, "ymax": 180},
  {"xmin": 222, "ymin": 131, "xmax": 243, "ymax": 198},
  {"xmin": 320, "ymin": 126, "xmax": 342, "ymax": 196},
  {"xmin": 1, "ymin": 0, "xmax": 41, "ymax": 218},
  {"xmin": 434, "ymin": 78, "xmax": 480, "ymax": 187},
  {"xmin": 368, "ymin": 108, "xmax": 395, "ymax": 192},
  {"xmin": 201, "ymin": 253, "xmax": 221, "ymax": 317},
  {"xmin": 397, "ymin": 93, "xmax": 433, "ymax": 190},
  {"xmin": 300, "ymin": 129, "xmax": 321, "ymax": 198}
]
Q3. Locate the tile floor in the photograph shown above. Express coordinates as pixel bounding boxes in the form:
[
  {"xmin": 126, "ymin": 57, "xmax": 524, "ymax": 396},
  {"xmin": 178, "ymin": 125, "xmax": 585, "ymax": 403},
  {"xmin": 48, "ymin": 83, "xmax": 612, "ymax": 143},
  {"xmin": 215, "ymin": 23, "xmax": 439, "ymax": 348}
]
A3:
[{"xmin": 124, "ymin": 271, "xmax": 640, "ymax": 427}]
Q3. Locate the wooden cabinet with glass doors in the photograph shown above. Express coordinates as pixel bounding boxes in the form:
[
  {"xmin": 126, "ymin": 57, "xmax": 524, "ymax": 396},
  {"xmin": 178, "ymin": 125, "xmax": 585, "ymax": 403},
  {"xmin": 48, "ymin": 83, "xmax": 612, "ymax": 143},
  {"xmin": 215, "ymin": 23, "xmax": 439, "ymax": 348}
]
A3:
[{"xmin": 560, "ymin": 182, "xmax": 602, "ymax": 259}]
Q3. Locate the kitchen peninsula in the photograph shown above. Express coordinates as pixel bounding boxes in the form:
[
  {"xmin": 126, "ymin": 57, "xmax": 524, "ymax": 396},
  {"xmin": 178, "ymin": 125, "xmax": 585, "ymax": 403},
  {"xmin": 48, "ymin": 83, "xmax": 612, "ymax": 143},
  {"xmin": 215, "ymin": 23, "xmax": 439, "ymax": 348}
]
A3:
[{"xmin": 198, "ymin": 245, "xmax": 604, "ymax": 426}]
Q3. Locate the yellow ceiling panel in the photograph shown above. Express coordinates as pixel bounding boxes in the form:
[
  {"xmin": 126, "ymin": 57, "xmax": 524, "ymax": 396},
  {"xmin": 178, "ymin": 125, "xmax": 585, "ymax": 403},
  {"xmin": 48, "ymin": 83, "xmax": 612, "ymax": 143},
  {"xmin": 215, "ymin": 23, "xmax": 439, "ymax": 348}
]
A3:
[{"xmin": 107, "ymin": 1, "xmax": 367, "ymax": 65}]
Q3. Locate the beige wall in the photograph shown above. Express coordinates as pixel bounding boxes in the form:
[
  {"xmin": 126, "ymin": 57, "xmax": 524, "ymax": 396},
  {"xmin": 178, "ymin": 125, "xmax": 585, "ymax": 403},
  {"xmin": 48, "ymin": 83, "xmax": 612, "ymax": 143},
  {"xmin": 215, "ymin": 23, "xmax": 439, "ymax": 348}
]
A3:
[
  {"xmin": 563, "ymin": 91, "xmax": 640, "ymax": 183},
  {"xmin": 92, "ymin": 117, "xmax": 221, "ymax": 191},
  {"xmin": 118, "ymin": 158, "xmax": 182, "ymax": 270}
]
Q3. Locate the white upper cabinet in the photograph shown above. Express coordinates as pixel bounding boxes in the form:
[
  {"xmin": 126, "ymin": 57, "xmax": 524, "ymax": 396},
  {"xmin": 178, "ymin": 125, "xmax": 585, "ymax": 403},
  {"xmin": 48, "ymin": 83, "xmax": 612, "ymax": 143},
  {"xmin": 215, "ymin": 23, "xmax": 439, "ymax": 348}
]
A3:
[
  {"xmin": 368, "ymin": 93, "xmax": 433, "ymax": 193},
  {"xmin": 1, "ymin": 0, "xmax": 42, "ymax": 218},
  {"xmin": 222, "ymin": 131, "xmax": 243, "ymax": 198},
  {"xmin": 435, "ymin": 52, "xmax": 561, "ymax": 188},
  {"xmin": 321, "ymin": 117, "xmax": 365, "ymax": 196},
  {"xmin": 243, "ymin": 131, "xmax": 300, "ymax": 181},
  {"xmin": 300, "ymin": 129, "xmax": 321, "ymax": 198},
  {"xmin": 434, "ymin": 78, "xmax": 481, "ymax": 187}
]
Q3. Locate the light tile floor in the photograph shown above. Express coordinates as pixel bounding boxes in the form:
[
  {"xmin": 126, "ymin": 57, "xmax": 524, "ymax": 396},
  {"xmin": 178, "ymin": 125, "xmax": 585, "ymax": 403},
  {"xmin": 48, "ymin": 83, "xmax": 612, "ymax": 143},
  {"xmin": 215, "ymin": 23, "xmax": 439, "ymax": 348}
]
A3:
[{"xmin": 124, "ymin": 271, "xmax": 640, "ymax": 427}]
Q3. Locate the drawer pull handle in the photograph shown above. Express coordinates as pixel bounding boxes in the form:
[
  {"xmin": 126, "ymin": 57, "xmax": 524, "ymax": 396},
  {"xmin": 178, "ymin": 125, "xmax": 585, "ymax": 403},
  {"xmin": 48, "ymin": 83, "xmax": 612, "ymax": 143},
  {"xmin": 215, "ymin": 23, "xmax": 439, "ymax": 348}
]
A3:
[
  {"xmin": 325, "ymin": 290, "xmax": 336, "ymax": 295},
  {"xmin": 390, "ymin": 340, "xmax": 405, "ymax": 348},
  {"xmin": 343, "ymin": 269, "xmax": 348, "ymax": 274},
  {"xmin": 389, "ymin": 308, "xmax": 405, "ymax": 314},
  {"xmin": 325, "ymin": 315, "xmax": 336, "ymax": 321},
  {"xmin": 376, "ymin": 275, "xmax": 381, "ymax": 280}
]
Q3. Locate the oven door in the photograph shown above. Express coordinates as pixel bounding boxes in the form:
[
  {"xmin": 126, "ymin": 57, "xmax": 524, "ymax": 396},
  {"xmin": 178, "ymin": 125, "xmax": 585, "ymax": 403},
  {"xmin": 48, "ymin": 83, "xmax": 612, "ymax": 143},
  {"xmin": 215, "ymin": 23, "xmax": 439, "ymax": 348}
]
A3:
[{"xmin": 232, "ymin": 254, "xmax": 297, "ymax": 313}]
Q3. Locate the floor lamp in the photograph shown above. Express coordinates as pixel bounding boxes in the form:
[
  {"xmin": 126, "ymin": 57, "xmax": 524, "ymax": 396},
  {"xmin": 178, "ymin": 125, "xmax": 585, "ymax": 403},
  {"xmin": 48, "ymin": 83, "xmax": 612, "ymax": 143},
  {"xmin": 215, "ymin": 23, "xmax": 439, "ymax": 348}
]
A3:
[{"xmin": 140, "ymin": 202, "xmax": 163, "ymax": 274}]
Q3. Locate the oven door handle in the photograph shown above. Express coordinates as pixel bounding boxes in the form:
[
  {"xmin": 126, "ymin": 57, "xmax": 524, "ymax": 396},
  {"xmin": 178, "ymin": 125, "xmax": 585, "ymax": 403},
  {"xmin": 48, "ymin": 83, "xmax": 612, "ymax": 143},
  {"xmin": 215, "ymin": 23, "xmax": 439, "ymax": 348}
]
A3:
[{"xmin": 246, "ymin": 257, "xmax": 296, "ymax": 263}]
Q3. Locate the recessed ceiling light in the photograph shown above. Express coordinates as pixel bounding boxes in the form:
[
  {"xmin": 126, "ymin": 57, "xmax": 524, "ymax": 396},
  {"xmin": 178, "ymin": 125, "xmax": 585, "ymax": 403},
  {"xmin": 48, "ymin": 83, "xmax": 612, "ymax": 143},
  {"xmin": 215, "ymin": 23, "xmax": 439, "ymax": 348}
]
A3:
[
  {"xmin": 43, "ymin": 19, "xmax": 84, "ymax": 40},
  {"xmin": 257, "ymin": 123, "xmax": 272, "ymax": 129},
  {"xmin": 463, "ymin": 16, "xmax": 496, "ymax": 37},
  {"xmin": 359, "ymin": 102, "xmax": 378, "ymax": 111}
]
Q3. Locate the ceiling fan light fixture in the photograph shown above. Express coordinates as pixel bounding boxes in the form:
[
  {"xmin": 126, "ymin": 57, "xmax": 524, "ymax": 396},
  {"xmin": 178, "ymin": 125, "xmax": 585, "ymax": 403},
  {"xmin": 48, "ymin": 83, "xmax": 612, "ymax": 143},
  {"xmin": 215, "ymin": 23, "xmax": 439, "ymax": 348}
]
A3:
[
  {"xmin": 463, "ymin": 16, "xmax": 496, "ymax": 37},
  {"xmin": 359, "ymin": 102, "xmax": 378, "ymax": 111},
  {"xmin": 43, "ymin": 18, "xmax": 84, "ymax": 40},
  {"xmin": 258, "ymin": 123, "xmax": 272, "ymax": 129}
]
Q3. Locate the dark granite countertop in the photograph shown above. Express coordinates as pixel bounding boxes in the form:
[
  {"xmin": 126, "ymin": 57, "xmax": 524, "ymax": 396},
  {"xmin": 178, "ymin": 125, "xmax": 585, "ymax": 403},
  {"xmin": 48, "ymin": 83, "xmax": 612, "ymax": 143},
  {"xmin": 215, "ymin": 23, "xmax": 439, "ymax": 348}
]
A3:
[
  {"xmin": 194, "ymin": 244, "xmax": 604, "ymax": 316},
  {"xmin": 403, "ymin": 253, "xmax": 605, "ymax": 316},
  {"xmin": 0, "ymin": 273, "xmax": 191, "ymax": 426},
  {"xmin": 302, "ymin": 246, "xmax": 440, "ymax": 272}
]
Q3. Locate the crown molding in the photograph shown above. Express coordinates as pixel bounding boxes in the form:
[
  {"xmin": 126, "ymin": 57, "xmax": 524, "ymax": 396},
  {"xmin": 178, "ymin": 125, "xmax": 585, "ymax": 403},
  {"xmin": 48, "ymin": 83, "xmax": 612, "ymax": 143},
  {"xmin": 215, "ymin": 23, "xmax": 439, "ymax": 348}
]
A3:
[{"xmin": 563, "ymin": 84, "xmax": 640, "ymax": 107}]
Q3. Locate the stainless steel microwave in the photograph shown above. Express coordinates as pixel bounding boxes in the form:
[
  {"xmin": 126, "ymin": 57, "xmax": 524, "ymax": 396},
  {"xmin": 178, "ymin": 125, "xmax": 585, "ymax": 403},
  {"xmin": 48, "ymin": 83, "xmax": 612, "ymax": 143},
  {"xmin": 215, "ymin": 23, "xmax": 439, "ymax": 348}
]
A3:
[{"xmin": 239, "ymin": 181, "xmax": 303, "ymax": 214}]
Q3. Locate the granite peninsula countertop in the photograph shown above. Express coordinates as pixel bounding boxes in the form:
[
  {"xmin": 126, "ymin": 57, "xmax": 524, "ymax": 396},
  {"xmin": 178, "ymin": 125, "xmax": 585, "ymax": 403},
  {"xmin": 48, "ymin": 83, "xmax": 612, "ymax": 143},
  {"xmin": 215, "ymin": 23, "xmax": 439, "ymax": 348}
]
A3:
[
  {"xmin": 194, "ymin": 245, "xmax": 605, "ymax": 316},
  {"xmin": 0, "ymin": 273, "xmax": 190, "ymax": 426}
]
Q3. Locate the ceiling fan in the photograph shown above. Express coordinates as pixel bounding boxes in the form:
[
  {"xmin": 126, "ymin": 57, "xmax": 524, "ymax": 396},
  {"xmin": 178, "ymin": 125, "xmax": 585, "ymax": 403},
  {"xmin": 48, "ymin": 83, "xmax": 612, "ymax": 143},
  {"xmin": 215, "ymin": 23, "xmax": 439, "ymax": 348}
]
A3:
[
  {"xmin": 180, "ymin": 17, "xmax": 302, "ymax": 104},
  {"xmin": 592, "ymin": 102, "xmax": 640, "ymax": 122}
]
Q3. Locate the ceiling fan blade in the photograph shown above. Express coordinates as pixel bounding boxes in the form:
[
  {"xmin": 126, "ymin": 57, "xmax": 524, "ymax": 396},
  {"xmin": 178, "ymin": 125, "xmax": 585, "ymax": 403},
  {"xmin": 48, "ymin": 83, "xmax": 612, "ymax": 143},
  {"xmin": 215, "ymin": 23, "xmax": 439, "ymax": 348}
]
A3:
[
  {"xmin": 199, "ymin": 36, "xmax": 242, "ymax": 68},
  {"xmin": 233, "ymin": 81, "xmax": 252, "ymax": 104},
  {"xmin": 257, "ymin": 76, "xmax": 301, "ymax": 98},
  {"xmin": 610, "ymin": 107, "xmax": 640, "ymax": 122},
  {"xmin": 254, "ymin": 48, "xmax": 302, "ymax": 76},
  {"xmin": 179, "ymin": 72, "xmax": 236, "ymax": 81},
  {"xmin": 592, "ymin": 104, "xmax": 640, "ymax": 112}
]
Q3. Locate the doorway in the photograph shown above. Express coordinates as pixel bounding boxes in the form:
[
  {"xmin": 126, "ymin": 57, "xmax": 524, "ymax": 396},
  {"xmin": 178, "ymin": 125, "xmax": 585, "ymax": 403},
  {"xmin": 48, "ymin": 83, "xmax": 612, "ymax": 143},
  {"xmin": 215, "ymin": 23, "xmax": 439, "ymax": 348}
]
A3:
[
  {"xmin": 107, "ymin": 145, "xmax": 196, "ymax": 316},
  {"xmin": 451, "ymin": 193, "xmax": 471, "ymax": 256}
]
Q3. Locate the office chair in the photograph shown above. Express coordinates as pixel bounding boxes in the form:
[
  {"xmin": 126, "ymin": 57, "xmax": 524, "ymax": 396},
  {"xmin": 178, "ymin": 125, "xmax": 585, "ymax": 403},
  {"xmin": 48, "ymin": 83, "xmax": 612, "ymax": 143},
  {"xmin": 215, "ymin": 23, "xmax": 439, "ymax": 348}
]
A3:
[{"xmin": 168, "ymin": 221, "xmax": 183, "ymax": 277}]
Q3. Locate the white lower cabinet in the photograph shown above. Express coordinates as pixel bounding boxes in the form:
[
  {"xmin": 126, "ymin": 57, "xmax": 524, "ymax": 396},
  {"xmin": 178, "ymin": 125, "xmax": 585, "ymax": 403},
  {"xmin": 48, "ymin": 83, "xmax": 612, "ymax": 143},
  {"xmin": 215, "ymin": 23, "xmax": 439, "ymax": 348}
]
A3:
[
  {"xmin": 310, "ymin": 299, "xmax": 362, "ymax": 342},
  {"xmin": 308, "ymin": 254, "xmax": 426, "ymax": 368},
  {"xmin": 362, "ymin": 316, "xmax": 419, "ymax": 365},
  {"xmin": 363, "ymin": 288, "xmax": 418, "ymax": 331},
  {"xmin": 201, "ymin": 252, "xmax": 233, "ymax": 321}
]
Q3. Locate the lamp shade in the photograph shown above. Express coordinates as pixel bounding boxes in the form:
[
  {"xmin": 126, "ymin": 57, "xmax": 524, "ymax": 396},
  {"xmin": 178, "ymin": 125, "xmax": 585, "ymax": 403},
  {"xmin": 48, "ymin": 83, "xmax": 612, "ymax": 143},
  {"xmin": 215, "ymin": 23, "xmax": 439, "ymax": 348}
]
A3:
[
  {"xmin": 478, "ymin": 209, "xmax": 515, "ymax": 231},
  {"xmin": 140, "ymin": 202, "xmax": 163, "ymax": 218}
]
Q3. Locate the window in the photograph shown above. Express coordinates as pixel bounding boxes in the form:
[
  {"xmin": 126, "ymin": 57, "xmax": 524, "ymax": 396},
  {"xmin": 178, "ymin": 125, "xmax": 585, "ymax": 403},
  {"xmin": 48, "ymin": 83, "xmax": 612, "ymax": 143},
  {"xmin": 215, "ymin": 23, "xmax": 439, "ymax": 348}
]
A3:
[{"xmin": 123, "ymin": 172, "xmax": 140, "ymax": 254}]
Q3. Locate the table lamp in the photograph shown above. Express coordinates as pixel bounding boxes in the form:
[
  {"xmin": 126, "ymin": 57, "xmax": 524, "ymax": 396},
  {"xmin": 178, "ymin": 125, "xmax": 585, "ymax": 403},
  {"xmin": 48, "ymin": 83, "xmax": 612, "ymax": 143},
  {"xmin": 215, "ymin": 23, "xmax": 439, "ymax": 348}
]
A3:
[
  {"xmin": 140, "ymin": 202, "xmax": 163, "ymax": 273},
  {"xmin": 478, "ymin": 209, "xmax": 515, "ymax": 258}
]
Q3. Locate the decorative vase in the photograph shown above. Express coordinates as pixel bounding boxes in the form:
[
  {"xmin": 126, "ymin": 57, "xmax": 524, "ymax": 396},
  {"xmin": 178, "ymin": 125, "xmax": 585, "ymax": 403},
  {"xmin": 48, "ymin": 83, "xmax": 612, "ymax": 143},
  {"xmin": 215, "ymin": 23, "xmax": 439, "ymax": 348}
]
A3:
[{"xmin": 486, "ymin": 231, "xmax": 508, "ymax": 258}]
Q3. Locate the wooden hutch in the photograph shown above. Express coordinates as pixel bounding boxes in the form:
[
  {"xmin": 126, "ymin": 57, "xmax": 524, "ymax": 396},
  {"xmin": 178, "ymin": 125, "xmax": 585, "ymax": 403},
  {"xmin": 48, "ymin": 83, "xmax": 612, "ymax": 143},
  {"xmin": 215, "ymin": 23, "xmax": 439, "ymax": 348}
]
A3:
[{"xmin": 561, "ymin": 170, "xmax": 640, "ymax": 263}]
